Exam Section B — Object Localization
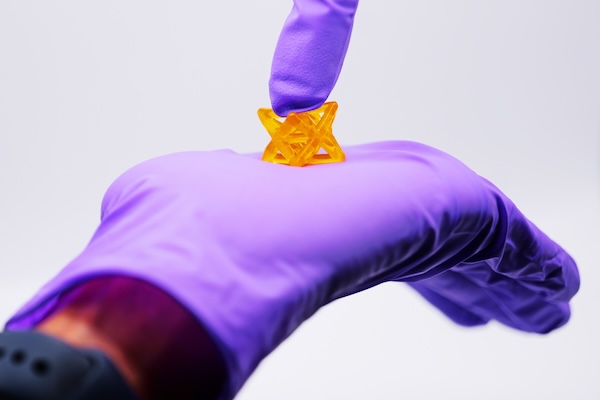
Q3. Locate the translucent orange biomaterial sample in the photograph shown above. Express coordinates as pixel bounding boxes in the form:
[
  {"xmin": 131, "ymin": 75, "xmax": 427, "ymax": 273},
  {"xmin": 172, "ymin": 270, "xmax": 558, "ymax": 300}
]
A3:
[{"xmin": 258, "ymin": 101, "xmax": 346, "ymax": 167}]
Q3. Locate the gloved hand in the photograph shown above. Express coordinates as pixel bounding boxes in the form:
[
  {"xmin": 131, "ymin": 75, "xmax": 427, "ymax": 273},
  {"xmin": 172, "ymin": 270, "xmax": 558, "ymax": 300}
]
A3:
[
  {"xmin": 6, "ymin": 141, "xmax": 579, "ymax": 400},
  {"xmin": 269, "ymin": 0, "xmax": 359, "ymax": 116}
]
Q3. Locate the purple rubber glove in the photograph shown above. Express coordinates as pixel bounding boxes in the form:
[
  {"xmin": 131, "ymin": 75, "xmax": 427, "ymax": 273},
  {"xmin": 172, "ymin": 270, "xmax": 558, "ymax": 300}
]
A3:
[
  {"xmin": 6, "ymin": 142, "xmax": 579, "ymax": 399},
  {"xmin": 270, "ymin": 0, "xmax": 359, "ymax": 116}
]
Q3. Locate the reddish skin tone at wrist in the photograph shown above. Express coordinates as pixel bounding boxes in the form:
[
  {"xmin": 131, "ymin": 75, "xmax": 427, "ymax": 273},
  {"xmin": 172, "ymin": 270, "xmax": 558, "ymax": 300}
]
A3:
[{"xmin": 35, "ymin": 276, "xmax": 227, "ymax": 400}]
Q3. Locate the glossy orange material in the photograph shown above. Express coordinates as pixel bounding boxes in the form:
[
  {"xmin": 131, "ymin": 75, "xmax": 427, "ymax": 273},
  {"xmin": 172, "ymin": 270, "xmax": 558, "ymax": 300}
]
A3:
[{"xmin": 258, "ymin": 101, "xmax": 346, "ymax": 167}]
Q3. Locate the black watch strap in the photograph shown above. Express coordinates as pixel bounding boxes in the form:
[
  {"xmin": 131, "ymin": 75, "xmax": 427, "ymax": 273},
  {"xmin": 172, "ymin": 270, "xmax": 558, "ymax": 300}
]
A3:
[{"xmin": 0, "ymin": 330, "xmax": 139, "ymax": 400}]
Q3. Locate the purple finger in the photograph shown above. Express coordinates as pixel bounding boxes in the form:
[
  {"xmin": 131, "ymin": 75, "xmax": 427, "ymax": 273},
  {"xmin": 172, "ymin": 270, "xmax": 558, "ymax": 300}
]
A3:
[{"xmin": 269, "ymin": 0, "xmax": 360, "ymax": 116}]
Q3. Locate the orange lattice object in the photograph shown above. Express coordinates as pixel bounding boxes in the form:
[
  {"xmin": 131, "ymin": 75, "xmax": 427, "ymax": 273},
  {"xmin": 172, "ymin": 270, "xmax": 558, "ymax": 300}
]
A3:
[{"xmin": 258, "ymin": 101, "xmax": 346, "ymax": 167}]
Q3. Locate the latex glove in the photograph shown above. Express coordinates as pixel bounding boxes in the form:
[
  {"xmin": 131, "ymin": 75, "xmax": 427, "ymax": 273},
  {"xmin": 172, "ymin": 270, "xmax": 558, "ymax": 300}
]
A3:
[
  {"xmin": 269, "ymin": 0, "xmax": 359, "ymax": 116},
  {"xmin": 6, "ymin": 141, "xmax": 579, "ymax": 400}
]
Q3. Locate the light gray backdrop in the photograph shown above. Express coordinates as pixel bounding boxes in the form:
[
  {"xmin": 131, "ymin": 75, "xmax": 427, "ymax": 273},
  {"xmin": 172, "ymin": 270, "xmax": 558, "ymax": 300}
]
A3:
[{"xmin": 1, "ymin": 1, "xmax": 598, "ymax": 399}]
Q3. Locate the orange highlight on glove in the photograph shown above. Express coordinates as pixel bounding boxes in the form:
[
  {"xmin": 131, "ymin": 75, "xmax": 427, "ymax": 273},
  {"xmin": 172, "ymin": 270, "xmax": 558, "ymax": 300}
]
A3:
[{"xmin": 258, "ymin": 101, "xmax": 346, "ymax": 167}]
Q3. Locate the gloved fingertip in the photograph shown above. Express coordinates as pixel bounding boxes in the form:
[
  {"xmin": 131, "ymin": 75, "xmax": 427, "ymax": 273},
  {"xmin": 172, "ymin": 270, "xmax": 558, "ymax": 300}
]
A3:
[
  {"xmin": 269, "ymin": 0, "xmax": 357, "ymax": 116},
  {"xmin": 270, "ymin": 93, "xmax": 327, "ymax": 117},
  {"xmin": 269, "ymin": 72, "xmax": 330, "ymax": 116}
]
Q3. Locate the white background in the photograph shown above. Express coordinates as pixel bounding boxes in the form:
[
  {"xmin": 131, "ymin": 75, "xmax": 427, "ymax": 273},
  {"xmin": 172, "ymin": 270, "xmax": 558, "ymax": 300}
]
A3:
[{"xmin": 1, "ymin": 1, "xmax": 598, "ymax": 399}]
